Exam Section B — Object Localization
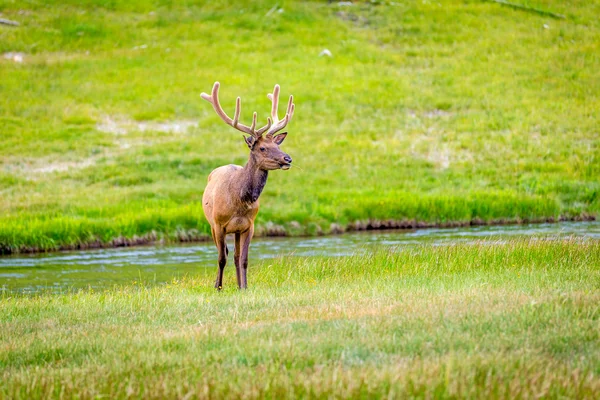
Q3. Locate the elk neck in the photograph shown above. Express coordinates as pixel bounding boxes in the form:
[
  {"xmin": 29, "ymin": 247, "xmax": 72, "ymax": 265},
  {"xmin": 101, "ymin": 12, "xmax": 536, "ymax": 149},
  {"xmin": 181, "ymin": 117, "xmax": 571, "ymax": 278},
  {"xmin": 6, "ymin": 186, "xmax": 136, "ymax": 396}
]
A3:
[{"xmin": 239, "ymin": 152, "xmax": 268, "ymax": 204}]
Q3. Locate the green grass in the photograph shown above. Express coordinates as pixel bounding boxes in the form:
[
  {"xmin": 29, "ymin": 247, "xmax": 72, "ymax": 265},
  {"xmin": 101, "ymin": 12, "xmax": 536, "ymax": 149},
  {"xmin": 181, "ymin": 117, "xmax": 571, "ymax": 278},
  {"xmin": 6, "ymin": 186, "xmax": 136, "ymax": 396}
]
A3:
[
  {"xmin": 1, "ymin": 239, "xmax": 599, "ymax": 398},
  {"xmin": 1, "ymin": 0, "xmax": 599, "ymax": 252}
]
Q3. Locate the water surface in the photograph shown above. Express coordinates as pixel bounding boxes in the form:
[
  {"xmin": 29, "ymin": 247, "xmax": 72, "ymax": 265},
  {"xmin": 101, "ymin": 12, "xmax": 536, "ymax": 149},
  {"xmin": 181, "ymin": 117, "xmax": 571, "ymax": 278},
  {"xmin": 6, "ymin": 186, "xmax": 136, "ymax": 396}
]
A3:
[{"xmin": 1, "ymin": 221, "xmax": 598, "ymax": 293}]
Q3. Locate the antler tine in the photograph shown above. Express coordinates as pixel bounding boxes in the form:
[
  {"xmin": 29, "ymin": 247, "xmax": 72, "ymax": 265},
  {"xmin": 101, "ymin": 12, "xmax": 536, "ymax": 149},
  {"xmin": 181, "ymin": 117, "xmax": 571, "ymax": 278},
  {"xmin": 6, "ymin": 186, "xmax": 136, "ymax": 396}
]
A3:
[
  {"xmin": 286, "ymin": 95, "xmax": 295, "ymax": 120},
  {"xmin": 201, "ymin": 82, "xmax": 261, "ymax": 137},
  {"xmin": 266, "ymin": 93, "xmax": 295, "ymax": 136},
  {"xmin": 257, "ymin": 84, "xmax": 284, "ymax": 136},
  {"xmin": 201, "ymin": 82, "xmax": 231, "ymax": 125},
  {"xmin": 270, "ymin": 84, "xmax": 280, "ymax": 122},
  {"xmin": 250, "ymin": 112, "xmax": 257, "ymax": 133},
  {"xmin": 232, "ymin": 97, "xmax": 242, "ymax": 128}
]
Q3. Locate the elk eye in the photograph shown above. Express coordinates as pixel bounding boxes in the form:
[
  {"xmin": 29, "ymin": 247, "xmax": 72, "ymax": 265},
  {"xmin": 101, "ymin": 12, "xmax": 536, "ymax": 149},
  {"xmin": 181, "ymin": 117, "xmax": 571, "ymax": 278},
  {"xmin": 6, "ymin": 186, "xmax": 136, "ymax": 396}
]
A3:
[{"xmin": 260, "ymin": 147, "xmax": 266, "ymax": 152}]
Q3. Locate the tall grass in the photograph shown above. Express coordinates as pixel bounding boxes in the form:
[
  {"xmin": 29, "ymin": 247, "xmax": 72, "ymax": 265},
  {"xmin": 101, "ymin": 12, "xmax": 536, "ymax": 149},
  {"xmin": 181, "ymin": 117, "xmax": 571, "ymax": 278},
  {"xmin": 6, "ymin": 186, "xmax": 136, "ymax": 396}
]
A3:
[{"xmin": 1, "ymin": 239, "xmax": 599, "ymax": 398}]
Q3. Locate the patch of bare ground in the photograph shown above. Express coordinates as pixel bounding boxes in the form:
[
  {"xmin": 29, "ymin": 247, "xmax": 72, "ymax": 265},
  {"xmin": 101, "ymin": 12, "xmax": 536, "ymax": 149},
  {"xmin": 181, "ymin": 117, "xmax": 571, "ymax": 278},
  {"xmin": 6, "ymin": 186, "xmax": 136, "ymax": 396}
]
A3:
[
  {"xmin": 407, "ymin": 109, "xmax": 453, "ymax": 120},
  {"xmin": 96, "ymin": 116, "xmax": 197, "ymax": 136},
  {"xmin": 97, "ymin": 116, "xmax": 198, "ymax": 150},
  {"xmin": 1, "ymin": 157, "xmax": 98, "ymax": 178},
  {"xmin": 34, "ymin": 159, "xmax": 96, "ymax": 174},
  {"xmin": 406, "ymin": 136, "xmax": 473, "ymax": 170},
  {"xmin": 2, "ymin": 51, "xmax": 99, "ymax": 65},
  {"xmin": 2, "ymin": 52, "xmax": 24, "ymax": 63},
  {"xmin": 399, "ymin": 110, "xmax": 475, "ymax": 170},
  {"xmin": 335, "ymin": 11, "xmax": 369, "ymax": 27}
]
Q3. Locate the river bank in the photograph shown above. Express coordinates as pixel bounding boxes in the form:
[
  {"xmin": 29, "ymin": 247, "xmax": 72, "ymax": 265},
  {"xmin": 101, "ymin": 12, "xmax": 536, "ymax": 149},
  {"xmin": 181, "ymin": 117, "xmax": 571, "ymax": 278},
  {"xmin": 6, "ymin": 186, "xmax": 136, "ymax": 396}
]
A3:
[{"xmin": 1, "ymin": 213, "xmax": 596, "ymax": 256}]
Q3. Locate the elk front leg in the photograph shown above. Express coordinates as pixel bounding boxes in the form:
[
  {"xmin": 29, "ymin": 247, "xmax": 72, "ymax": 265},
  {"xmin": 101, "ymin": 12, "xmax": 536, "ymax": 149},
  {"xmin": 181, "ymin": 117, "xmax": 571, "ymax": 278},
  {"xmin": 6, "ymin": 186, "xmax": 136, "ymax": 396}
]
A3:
[
  {"xmin": 234, "ymin": 232, "xmax": 242, "ymax": 289},
  {"xmin": 239, "ymin": 226, "xmax": 254, "ymax": 289},
  {"xmin": 214, "ymin": 228, "xmax": 227, "ymax": 290}
]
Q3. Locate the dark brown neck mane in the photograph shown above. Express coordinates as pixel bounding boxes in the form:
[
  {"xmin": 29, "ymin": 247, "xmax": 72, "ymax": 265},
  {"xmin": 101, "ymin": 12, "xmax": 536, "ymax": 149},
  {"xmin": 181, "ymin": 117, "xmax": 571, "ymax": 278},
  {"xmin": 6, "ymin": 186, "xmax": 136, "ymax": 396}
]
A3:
[{"xmin": 240, "ymin": 153, "xmax": 268, "ymax": 204}]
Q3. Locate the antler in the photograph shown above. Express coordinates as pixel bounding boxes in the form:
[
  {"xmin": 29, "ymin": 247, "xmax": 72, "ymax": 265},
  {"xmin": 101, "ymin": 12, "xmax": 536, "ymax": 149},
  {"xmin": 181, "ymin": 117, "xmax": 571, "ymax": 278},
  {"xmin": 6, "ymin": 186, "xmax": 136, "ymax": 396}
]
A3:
[
  {"xmin": 201, "ymin": 82, "xmax": 294, "ymax": 138},
  {"xmin": 201, "ymin": 82, "xmax": 262, "ymax": 137},
  {"xmin": 263, "ymin": 84, "xmax": 295, "ymax": 137}
]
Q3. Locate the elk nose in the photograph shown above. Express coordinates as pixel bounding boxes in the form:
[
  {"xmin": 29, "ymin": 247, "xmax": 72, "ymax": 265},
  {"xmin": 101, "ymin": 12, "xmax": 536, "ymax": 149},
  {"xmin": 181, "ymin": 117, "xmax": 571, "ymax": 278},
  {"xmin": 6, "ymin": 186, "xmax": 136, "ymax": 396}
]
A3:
[{"xmin": 283, "ymin": 155, "xmax": 292, "ymax": 164}]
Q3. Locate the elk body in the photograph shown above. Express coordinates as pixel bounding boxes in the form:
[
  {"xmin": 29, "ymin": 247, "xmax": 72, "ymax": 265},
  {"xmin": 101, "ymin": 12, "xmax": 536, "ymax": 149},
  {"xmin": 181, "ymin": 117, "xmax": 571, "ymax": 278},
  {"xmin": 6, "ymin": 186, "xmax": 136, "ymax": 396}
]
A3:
[{"xmin": 200, "ymin": 82, "xmax": 294, "ymax": 290}]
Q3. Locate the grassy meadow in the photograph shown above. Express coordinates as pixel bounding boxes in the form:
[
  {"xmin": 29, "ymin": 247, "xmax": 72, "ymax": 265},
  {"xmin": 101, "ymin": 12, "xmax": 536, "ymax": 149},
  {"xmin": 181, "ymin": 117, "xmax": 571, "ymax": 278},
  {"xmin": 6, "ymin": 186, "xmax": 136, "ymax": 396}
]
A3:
[
  {"xmin": 2, "ymin": 2, "xmax": 600, "ymax": 397},
  {"xmin": 0, "ymin": 0, "xmax": 598, "ymax": 252},
  {"xmin": 1, "ymin": 239, "xmax": 599, "ymax": 398}
]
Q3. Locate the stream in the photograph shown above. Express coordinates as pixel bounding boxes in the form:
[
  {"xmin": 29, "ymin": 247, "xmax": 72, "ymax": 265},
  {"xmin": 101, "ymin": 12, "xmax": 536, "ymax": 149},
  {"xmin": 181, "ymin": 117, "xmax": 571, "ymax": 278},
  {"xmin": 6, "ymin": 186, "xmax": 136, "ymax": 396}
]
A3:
[{"xmin": 1, "ymin": 221, "xmax": 598, "ymax": 293}]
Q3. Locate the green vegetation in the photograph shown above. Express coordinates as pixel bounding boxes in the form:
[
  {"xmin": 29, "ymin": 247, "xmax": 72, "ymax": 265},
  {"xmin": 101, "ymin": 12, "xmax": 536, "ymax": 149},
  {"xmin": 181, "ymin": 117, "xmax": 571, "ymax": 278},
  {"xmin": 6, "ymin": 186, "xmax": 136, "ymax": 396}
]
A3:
[
  {"xmin": 1, "ymin": 239, "xmax": 599, "ymax": 398},
  {"xmin": 1, "ymin": 0, "xmax": 599, "ymax": 252}
]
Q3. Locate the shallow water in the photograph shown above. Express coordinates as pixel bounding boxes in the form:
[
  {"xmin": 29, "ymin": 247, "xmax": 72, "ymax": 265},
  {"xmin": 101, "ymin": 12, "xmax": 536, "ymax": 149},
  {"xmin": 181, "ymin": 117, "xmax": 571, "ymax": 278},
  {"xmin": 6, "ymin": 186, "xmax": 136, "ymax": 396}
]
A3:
[{"xmin": 1, "ymin": 221, "xmax": 598, "ymax": 294}]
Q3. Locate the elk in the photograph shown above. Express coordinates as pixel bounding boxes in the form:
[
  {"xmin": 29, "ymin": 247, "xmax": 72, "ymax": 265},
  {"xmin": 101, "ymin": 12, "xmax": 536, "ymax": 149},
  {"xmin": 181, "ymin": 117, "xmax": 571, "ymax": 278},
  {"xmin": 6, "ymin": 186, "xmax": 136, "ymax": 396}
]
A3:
[{"xmin": 200, "ymin": 82, "xmax": 294, "ymax": 290}]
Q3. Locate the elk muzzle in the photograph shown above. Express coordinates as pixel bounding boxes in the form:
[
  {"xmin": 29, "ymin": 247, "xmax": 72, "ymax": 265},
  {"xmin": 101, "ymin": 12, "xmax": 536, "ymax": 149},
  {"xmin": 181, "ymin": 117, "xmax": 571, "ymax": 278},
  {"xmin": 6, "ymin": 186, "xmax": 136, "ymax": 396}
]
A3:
[{"xmin": 280, "ymin": 154, "xmax": 292, "ymax": 170}]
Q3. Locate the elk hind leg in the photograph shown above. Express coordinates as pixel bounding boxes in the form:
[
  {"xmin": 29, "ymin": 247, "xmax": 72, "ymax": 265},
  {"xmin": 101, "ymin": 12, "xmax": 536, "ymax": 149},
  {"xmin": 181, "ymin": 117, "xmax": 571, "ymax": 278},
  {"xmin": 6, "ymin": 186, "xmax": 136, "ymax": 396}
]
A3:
[
  {"xmin": 234, "ymin": 232, "xmax": 242, "ymax": 289},
  {"xmin": 239, "ymin": 226, "xmax": 254, "ymax": 289}
]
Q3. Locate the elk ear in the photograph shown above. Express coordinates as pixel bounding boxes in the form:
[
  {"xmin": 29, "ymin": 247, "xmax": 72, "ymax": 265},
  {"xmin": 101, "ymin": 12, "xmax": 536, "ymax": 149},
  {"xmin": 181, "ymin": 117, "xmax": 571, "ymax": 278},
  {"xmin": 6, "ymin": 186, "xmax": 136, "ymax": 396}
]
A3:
[
  {"xmin": 273, "ymin": 132, "xmax": 287, "ymax": 145},
  {"xmin": 244, "ymin": 135, "xmax": 255, "ymax": 149}
]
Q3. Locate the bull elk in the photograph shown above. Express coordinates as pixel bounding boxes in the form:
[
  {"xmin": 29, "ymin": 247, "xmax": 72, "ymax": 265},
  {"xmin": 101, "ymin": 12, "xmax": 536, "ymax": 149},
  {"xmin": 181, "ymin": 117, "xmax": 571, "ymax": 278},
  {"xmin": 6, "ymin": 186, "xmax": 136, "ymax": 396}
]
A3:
[{"xmin": 200, "ymin": 82, "xmax": 294, "ymax": 290}]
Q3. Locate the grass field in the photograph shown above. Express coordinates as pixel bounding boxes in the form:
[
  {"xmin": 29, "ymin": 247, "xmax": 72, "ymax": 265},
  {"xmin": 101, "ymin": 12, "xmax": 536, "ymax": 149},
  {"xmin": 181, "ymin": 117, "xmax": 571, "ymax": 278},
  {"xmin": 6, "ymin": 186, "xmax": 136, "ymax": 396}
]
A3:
[
  {"xmin": 0, "ymin": 0, "xmax": 598, "ymax": 252},
  {"xmin": 1, "ymin": 239, "xmax": 599, "ymax": 398}
]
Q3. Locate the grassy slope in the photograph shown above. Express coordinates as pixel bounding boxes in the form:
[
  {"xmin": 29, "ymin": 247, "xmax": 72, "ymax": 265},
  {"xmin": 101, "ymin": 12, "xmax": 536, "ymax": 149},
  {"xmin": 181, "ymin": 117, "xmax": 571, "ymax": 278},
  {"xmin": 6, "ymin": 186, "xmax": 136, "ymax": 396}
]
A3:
[
  {"xmin": 1, "ymin": 0, "xmax": 599, "ymax": 252},
  {"xmin": 1, "ymin": 240, "xmax": 599, "ymax": 398}
]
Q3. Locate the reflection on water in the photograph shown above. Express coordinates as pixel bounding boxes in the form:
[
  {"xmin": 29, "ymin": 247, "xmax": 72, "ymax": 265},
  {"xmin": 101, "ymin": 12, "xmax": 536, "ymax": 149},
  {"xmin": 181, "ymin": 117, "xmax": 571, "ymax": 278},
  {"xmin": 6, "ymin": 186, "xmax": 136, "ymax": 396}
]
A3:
[{"xmin": 1, "ymin": 221, "xmax": 598, "ymax": 293}]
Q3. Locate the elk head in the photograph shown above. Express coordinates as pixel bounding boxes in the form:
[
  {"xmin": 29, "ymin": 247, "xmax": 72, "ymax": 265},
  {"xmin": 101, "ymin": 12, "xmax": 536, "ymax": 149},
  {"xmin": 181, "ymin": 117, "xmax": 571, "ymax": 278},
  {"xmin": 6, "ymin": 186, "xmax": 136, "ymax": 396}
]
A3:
[{"xmin": 201, "ymin": 82, "xmax": 294, "ymax": 171}]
